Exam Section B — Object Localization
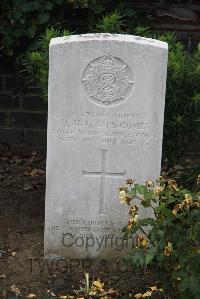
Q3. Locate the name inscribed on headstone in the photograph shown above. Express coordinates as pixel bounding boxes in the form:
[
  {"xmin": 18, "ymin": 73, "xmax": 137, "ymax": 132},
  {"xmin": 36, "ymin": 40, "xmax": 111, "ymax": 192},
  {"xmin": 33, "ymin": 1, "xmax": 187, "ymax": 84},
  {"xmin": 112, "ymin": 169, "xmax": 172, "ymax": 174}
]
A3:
[{"xmin": 52, "ymin": 111, "xmax": 159, "ymax": 146}]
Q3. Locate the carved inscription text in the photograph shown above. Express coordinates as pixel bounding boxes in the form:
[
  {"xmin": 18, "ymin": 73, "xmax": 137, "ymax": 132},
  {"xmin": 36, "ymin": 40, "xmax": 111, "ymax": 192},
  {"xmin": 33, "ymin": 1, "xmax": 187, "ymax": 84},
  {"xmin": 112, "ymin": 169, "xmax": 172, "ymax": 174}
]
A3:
[{"xmin": 51, "ymin": 111, "xmax": 160, "ymax": 146}]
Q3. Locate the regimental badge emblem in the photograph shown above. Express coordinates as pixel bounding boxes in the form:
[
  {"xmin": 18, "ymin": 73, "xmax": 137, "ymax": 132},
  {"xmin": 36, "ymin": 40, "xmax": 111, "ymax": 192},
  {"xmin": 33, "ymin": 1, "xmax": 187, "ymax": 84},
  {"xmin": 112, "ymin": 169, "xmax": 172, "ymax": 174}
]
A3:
[{"xmin": 82, "ymin": 56, "xmax": 134, "ymax": 106}]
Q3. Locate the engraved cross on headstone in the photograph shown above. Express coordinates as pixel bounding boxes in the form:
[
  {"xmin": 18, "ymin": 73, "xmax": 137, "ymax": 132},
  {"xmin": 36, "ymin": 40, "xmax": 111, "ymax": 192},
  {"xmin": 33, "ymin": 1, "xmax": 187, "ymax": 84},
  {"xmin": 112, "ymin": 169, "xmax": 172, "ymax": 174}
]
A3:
[{"xmin": 82, "ymin": 149, "xmax": 126, "ymax": 215}]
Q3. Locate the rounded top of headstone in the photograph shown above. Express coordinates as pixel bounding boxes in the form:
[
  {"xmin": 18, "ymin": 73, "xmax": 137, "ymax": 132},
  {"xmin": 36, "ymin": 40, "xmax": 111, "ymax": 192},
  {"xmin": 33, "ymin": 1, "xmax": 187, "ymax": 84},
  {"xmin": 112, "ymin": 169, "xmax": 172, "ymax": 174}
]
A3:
[{"xmin": 50, "ymin": 33, "xmax": 168, "ymax": 50}]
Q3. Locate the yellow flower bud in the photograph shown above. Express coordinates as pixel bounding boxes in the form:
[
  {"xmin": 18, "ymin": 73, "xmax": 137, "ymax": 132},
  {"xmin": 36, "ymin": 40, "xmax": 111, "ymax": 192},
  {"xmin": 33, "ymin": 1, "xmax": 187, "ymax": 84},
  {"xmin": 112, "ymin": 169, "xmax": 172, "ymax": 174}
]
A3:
[
  {"xmin": 136, "ymin": 234, "xmax": 148, "ymax": 248},
  {"xmin": 135, "ymin": 294, "xmax": 143, "ymax": 299},
  {"xmin": 126, "ymin": 178, "xmax": 135, "ymax": 185},
  {"xmin": 143, "ymin": 290, "xmax": 152, "ymax": 297},
  {"xmin": 164, "ymin": 242, "xmax": 173, "ymax": 256},
  {"xmin": 146, "ymin": 179, "xmax": 154, "ymax": 188},
  {"xmin": 119, "ymin": 190, "xmax": 126, "ymax": 200},
  {"xmin": 154, "ymin": 186, "xmax": 163, "ymax": 197},
  {"xmin": 168, "ymin": 179, "xmax": 178, "ymax": 191}
]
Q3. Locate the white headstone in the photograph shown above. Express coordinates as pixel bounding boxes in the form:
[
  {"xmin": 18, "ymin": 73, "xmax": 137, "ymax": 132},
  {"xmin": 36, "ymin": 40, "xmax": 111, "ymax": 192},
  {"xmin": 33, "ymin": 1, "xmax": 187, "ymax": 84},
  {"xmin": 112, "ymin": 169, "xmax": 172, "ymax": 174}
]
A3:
[{"xmin": 44, "ymin": 33, "xmax": 168, "ymax": 259}]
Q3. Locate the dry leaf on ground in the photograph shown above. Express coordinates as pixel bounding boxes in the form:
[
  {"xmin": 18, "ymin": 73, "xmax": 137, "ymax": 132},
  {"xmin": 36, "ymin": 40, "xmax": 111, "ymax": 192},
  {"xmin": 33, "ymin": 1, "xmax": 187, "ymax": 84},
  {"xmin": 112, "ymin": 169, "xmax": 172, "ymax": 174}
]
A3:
[
  {"xmin": 23, "ymin": 183, "xmax": 33, "ymax": 191},
  {"xmin": 26, "ymin": 294, "xmax": 37, "ymax": 298},
  {"xmin": 10, "ymin": 285, "xmax": 21, "ymax": 295}
]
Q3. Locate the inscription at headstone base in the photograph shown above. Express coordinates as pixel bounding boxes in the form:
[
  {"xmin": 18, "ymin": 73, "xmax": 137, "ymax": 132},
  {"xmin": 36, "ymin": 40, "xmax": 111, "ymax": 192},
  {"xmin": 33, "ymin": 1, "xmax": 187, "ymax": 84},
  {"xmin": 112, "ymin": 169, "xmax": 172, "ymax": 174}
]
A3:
[{"xmin": 44, "ymin": 34, "xmax": 168, "ymax": 259}]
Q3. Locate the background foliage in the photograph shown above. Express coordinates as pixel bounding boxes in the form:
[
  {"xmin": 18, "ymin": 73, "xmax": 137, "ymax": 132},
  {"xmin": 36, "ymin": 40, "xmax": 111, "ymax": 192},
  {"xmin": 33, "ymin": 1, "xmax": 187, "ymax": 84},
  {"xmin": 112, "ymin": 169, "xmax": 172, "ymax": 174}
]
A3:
[
  {"xmin": 21, "ymin": 28, "xmax": 71, "ymax": 98},
  {"xmin": 0, "ymin": 0, "xmax": 152, "ymax": 57},
  {"xmin": 1, "ymin": 0, "xmax": 200, "ymax": 167},
  {"xmin": 0, "ymin": 0, "xmax": 65, "ymax": 56}
]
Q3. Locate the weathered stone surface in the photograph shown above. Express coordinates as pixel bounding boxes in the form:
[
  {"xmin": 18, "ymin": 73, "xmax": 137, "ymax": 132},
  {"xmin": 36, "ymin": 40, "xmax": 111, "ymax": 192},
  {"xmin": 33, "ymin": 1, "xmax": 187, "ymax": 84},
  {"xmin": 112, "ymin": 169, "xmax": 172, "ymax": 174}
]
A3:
[{"xmin": 44, "ymin": 33, "xmax": 168, "ymax": 259}]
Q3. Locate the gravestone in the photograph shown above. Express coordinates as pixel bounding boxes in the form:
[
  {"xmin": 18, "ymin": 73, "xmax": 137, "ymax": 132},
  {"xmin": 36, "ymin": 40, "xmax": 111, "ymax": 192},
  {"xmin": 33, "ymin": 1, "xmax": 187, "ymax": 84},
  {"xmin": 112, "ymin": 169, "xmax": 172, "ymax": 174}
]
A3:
[{"xmin": 44, "ymin": 33, "xmax": 168, "ymax": 259}]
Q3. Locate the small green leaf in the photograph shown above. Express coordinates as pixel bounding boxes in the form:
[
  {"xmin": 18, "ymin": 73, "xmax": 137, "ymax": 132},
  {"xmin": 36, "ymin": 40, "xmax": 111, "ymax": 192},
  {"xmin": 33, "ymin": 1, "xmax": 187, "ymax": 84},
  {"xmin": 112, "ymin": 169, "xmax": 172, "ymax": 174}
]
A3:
[
  {"xmin": 144, "ymin": 248, "xmax": 157, "ymax": 265},
  {"xmin": 139, "ymin": 218, "xmax": 155, "ymax": 226},
  {"xmin": 137, "ymin": 185, "xmax": 147, "ymax": 194}
]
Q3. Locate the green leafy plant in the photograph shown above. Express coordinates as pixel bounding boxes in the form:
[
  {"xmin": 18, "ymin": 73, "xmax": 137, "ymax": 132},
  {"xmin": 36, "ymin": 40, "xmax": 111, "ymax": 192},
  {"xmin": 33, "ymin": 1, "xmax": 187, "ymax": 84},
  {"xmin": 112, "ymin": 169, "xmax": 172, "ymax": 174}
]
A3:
[
  {"xmin": 0, "ymin": 0, "xmax": 65, "ymax": 56},
  {"xmin": 96, "ymin": 10, "xmax": 124, "ymax": 33},
  {"xmin": 95, "ymin": 5, "xmax": 153, "ymax": 34},
  {"xmin": 87, "ymin": 1, "xmax": 151, "ymax": 33},
  {"xmin": 132, "ymin": 28, "xmax": 200, "ymax": 166},
  {"xmin": 134, "ymin": 26, "xmax": 152, "ymax": 38},
  {"xmin": 179, "ymin": 163, "xmax": 200, "ymax": 191},
  {"xmin": 0, "ymin": 0, "xmax": 153, "ymax": 56},
  {"xmin": 119, "ymin": 177, "xmax": 200, "ymax": 299},
  {"xmin": 161, "ymin": 35, "xmax": 200, "ymax": 166},
  {"xmin": 21, "ymin": 27, "xmax": 70, "ymax": 99}
]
